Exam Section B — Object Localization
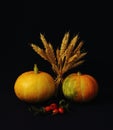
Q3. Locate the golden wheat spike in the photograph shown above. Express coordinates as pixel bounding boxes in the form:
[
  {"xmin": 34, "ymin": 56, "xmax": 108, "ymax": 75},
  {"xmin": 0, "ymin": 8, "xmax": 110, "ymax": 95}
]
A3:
[
  {"xmin": 68, "ymin": 34, "xmax": 79, "ymax": 50},
  {"xmin": 68, "ymin": 54, "xmax": 78, "ymax": 63},
  {"xmin": 45, "ymin": 48, "xmax": 53, "ymax": 64},
  {"xmin": 75, "ymin": 52, "xmax": 87, "ymax": 62},
  {"xmin": 56, "ymin": 48, "xmax": 60, "ymax": 63},
  {"xmin": 65, "ymin": 34, "xmax": 79, "ymax": 61},
  {"xmin": 73, "ymin": 40, "xmax": 84, "ymax": 54},
  {"xmin": 60, "ymin": 32, "xmax": 70, "ymax": 56},
  {"xmin": 40, "ymin": 33, "xmax": 56, "ymax": 64},
  {"xmin": 68, "ymin": 52, "xmax": 87, "ymax": 63},
  {"xmin": 31, "ymin": 43, "xmax": 48, "ymax": 61},
  {"xmin": 70, "ymin": 60, "xmax": 85, "ymax": 70},
  {"xmin": 40, "ymin": 33, "xmax": 48, "ymax": 49},
  {"xmin": 48, "ymin": 43, "xmax": 56, "ymax": 64},
  {"xmin": 63, "ymin": 60, "xmax": 84, "ymax": 74}
]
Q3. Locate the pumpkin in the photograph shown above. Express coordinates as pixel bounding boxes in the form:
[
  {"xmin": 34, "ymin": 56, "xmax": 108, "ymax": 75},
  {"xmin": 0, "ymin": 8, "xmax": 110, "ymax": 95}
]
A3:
[
  {"xmin": 62, "ymin": 72, "xmax": 98, "ymax": 102},
  {"xmin": 14, "ymin": 64, "xmax": 56, "ymax": 103}
]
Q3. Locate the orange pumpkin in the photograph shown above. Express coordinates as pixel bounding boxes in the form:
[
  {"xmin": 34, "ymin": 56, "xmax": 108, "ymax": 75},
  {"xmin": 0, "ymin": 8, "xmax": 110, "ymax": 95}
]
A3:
[
  {"xmin": 14, "ymin": 64, "xmax": 56, "ymax": 103},
  {"xmin": 62, "ymin": 72, "xmax": 98, "ymax": 102}
]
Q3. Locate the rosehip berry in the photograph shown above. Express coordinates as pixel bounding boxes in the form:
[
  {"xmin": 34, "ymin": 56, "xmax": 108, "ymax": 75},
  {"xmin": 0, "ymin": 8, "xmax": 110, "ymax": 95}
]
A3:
[
  {"xmin": 44, "ymin": 106, "xmax": 51, "ymax": 112},
  {"xmin": 50, "ymin": 103, "xmax": 57, "ymax": 110},
  {"xmin": 58, "ymin": 107, "xmax": 64, "ymax": 114},
  {"xmin": 52, "ymin": 108, "xmax": 59, "ymax": 115}
]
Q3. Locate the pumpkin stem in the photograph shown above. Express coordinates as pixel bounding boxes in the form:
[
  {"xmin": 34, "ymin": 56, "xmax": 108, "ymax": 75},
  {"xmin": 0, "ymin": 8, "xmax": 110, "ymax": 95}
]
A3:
[
  {"xmin": 34, "ymin": 64, "xmax": 39, "ymax": 73},
  {"xmin": 77, "ymin": 71, "xmax": 81, "ymax": 76}
]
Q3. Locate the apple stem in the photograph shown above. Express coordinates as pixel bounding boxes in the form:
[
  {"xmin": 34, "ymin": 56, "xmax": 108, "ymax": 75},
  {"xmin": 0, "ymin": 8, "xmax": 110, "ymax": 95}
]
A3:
[{"xmin": 34, "ymin": 64, "xmax": 39, "ymax": 73}]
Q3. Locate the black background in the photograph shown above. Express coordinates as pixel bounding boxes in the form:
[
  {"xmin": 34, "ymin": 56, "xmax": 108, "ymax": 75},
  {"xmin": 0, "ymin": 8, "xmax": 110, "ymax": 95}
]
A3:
[{"xmin": 1, "ymin": 1, "xmax": 113, "ymax": 130}]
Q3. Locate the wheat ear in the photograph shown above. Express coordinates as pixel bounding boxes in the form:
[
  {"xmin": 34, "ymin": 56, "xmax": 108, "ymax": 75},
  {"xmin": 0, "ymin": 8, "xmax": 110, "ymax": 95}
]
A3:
[{"xmin": 31, "ymin": 32, "xmax": 87, "ymax": 87}]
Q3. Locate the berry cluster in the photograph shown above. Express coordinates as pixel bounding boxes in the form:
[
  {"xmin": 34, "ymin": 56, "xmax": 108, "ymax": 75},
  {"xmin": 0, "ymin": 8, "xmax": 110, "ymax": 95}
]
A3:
[
  {"xmin": 44, "ymin": 103, "xmax": 64, "ymax": 115},
  {"xmin": 28, "ymin": 99, "xmax": 69, "ymax": 116}
]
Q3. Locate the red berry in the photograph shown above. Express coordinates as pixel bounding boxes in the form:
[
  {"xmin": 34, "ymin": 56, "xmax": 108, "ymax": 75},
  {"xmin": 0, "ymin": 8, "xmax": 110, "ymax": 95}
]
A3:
[
  {"xmin": 44, "ymin": 106, "xmax": 51, "ymax": 112},
  {"xmin": 50, "ymin": 103, "xmax": 57, "ymax": 110},
  {"xmin": 52, "ymin": 108, "xmax": 59, "ymax": 115},
  {"xmin": 58, "ymin": 107, "xmax": 64, "ymax": 114}
]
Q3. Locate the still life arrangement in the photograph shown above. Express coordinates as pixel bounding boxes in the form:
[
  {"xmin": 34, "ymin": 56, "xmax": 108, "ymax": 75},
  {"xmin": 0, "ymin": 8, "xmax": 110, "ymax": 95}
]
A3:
[{"xmin": 14, "ymin": 32, "xmax": 99, "ymax": 116}]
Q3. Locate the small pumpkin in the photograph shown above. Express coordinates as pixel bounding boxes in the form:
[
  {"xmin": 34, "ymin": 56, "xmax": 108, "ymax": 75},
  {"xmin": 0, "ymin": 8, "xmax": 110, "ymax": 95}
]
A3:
[
  {"xmin": 62, "ymin": 72, "xmax": 98, "ymax": 102},
  {"xmin": 14, "ymin": 64, "xmax": 56, "ymax": 103}
]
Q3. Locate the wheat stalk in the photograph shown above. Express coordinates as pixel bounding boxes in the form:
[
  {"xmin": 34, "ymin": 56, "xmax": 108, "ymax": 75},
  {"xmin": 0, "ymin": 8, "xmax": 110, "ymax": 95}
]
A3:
[
  {"xmin": 65, "ymin": 34, "xmax": 79, "ymax": 60},
  {"xmin": 60, "ymin": 32, "xmax": 69, "ymax": 56},
  {"xmin": 31, "ymin": 32, "xmax": 87, "ymax": 87},
  {"xmin": 73, "ymin": 40, "xmax": 84, "ymax": 54},
  {"xmin": 31, "ymin": 43, "xmax": 49, "ymax": 61},
  {"xmin": 48, "ymin": 43, "xmax": 56, "ymax": 64}
]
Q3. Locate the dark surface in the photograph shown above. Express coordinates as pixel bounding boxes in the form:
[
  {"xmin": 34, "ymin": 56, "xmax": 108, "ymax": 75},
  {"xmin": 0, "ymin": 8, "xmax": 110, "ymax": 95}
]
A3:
[{"xmin": 1, "ymin": 1, "xmax": 113, "ymax": 130}]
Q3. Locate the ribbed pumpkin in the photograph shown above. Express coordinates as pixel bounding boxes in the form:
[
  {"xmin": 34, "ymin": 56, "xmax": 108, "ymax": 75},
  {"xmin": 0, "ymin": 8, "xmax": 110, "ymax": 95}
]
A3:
[
  {"xmin": 62, "ymin": 72, "xmax": 98, "ymax": 102},
  {"xmin": 14, "ymin": 64, "xmax": 56, "ymax": 103}
]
